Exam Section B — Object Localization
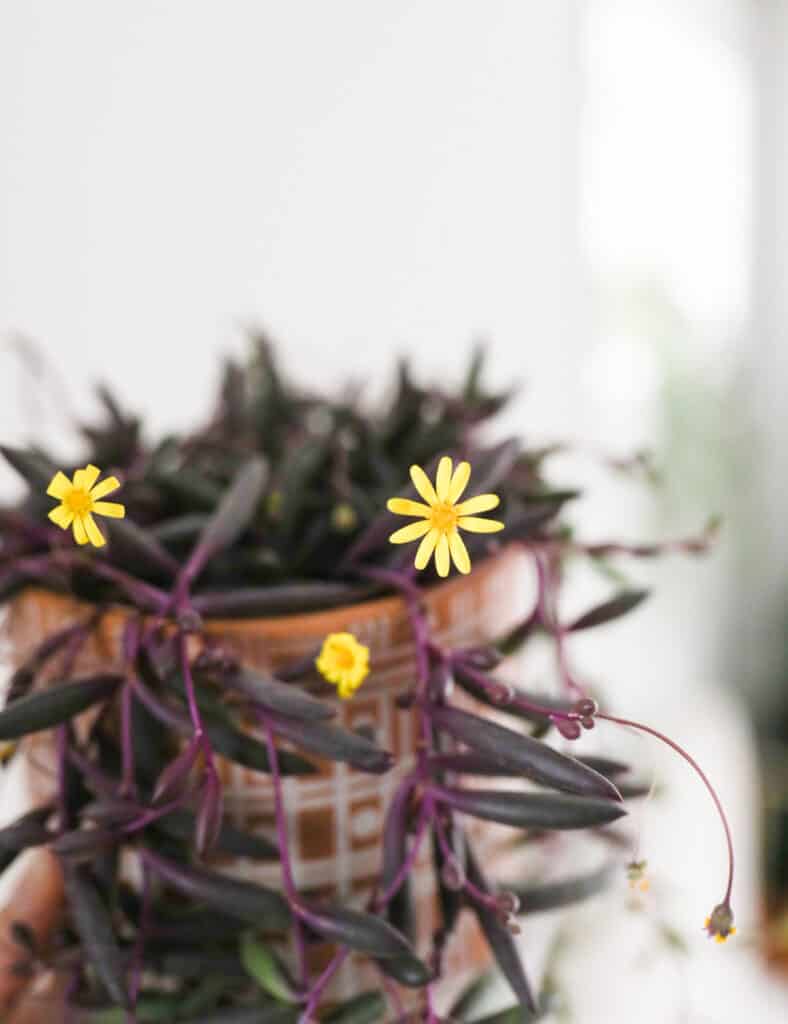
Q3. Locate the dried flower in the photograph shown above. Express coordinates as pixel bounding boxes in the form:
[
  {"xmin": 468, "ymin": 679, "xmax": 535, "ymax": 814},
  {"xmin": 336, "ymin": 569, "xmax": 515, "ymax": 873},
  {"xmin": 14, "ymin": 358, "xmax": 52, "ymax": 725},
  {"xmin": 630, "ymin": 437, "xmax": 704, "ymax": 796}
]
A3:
[
  {"xmin": 626, "ymin": 859, "xmax": 650, "ymax": 892},
  {"xmin": 316, "ymin": 632, "xmax": 370, "ymax": 699},
  {"xmin": 47, "ymin": 464, "xmax": 125, "ymax": 547},
  {"xmin": 387, "ymin": 456, "xmax": 503, "ymax": 577},
  {"xmin": 704, "ymin": 902, "xmax": 736, "ymax": 943}
]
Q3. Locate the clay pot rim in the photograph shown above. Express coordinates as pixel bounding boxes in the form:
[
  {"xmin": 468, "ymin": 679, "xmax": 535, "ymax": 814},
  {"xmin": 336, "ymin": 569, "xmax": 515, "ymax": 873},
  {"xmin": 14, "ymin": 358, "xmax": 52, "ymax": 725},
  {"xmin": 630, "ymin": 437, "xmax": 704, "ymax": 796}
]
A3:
[{"xmin": 14, "ymin": 545, "xmax": 517, "ymax": 642}]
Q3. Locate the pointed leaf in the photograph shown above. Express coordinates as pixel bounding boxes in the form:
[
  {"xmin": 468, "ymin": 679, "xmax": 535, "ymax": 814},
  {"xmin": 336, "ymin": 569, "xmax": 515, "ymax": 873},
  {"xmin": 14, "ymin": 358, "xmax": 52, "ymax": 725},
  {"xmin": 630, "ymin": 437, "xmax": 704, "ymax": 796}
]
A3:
[
  {"xmin": 430, "ymin": 706, "xmax": 621, "ymax": 801},
  {"xmin": 205, "ymin": 717, "xmax": 317, "ymax": 776},
  {"xmin": 182, "ymin": 457, "xmax": 267, "ymax": 585},
  {"xmin": 210, "ymin": 666, "xmax": 334, "ymax": 722},
  {"xmin": 105, "ymin": 518, "xmax": 179, "ymax": 579},
  {"xmin": 0, "ymin": 807, "xmax": 51, "ymax": 871},
  {"xmin": 0, "ymin": 445, "xmax": 56, "ymax": 488},
  {"xmin": 435, "ymin": 786, "xmax": 627, "ymax": 831},
  {"xmin": 143, "ymin": 850, "xmax": 290, "ymax": 928},
  {"xmin": 299, "ymin": 901, "xmax": 414, "ymax": 958},
  {"xmin": 375, "ymin": 952, "xmax": 433, "ymax": 989},
  {"xmin": 0, "ymin": 675, "xmax": 121, "ymax": 740},
  {"xmin": 568, "ymin": 589, "xmax": 650, "ymax": 631},
  {"xmin": 154, "ymin": 808, "xmax": 278, "ymax": 860},
  {"xmin": 191, "ymin": 582, "xmax": 373, "ymax": 618},
  {"xmin": 63, "ymin": 865, "xmax": 129, "ymax": 1008},
  {"xmin": 195, "ymin": 771, "xmax": 224, "ymax": 858},
  {"xmin": 511, "ymin": 863, "xmax": 616, "ymax": 914},
  {"xmin": 152, "ymin": 739, "xmax": 201, "ymax": 804},
  {"xmin": 465, "ymin": 844, "xmax": 537, "ymax": 1014},
  {"xmin": 269, "ymin": 715, "xmax": 393, "ymax": 774}
]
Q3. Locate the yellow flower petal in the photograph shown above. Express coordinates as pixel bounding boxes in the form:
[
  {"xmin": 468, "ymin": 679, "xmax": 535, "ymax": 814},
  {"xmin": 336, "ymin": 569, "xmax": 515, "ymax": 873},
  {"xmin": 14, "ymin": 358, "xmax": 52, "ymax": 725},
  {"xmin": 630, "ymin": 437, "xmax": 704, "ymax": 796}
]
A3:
[
  {"xmin": 448, "ymin": 530, "xmax": 471, "ymax": 574},
  {"xmin": 414, "ymin": 528, "xmax": 439, "ymax": 570},
  {"xmin": 89, "ymin": 476, "xmax": 121, "ymax": 501},
  {"xmin": 410, "ymin": 464, "xmax": 438, "ymax": 506},
  {"xmin": 46, "ymin": 471, "xmax": 72, "ymax": 500},
  {"xmin": 48, "ymin": 505, "xmax": 74, "ymax": 530},
  {"xmin": 93, "ymin": 501, "xmax": 125, "ymax": 519},
  {"xmin": 387, "ymin": 498, "xmax": 432, "ymax": 518},
  {"xmin": 448, "ymin": 461, "xmax": 471, "ymax": 504},
  {"xmin": 72, "ymin": 516, "xmax": 89, "ymax": 546},
  {"xmin": 389, "ymin": 520, "xmax": 432, "ymax": 544},
  {"xmin": 435, "ymin": 456, "xmax": 453, "ymax": 502},
  {"xmin": 435, "ymin": 533, "xmax": 450, "ymax": 577},
  {"xmin": 82, "ymin": 464, "xmax": 102, "ymax": 491},
  {"xmin": 457, "ymin": 516, "xmax": 505, "ymax": 534},
  {"xmin": 82, "ymin": 513, "xmax": 106, "ymax": 548},
  {"xmin": 455, "ymin": 493, "xmax": 500, "ymax": 516}
]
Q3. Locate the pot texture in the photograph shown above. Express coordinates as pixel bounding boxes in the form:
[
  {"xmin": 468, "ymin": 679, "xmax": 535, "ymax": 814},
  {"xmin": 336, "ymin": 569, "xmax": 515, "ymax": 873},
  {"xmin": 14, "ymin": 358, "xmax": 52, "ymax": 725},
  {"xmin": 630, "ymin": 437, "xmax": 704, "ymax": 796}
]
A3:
[{"xmin": 3, "ymin": 547, "xmax": 532, "ymax": 1012}]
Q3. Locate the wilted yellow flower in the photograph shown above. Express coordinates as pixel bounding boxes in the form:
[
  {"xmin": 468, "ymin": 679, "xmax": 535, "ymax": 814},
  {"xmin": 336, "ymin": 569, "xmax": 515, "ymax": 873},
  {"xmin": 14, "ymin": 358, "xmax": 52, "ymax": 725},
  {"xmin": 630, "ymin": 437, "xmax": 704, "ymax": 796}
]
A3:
[
  {"xmin": 316, "ymin": 632, "xmax": 370, "ymax": 699},
  {"xmin": 704, "ymin": 902, "xmax": 736, "ymax": 944},
  {"xmin": 387, "ymin": 456, "xmax": 504, "ymax": 578},
  {"xmin": 47, "ymin": 464, "xmax": 125, "ymax": 548},
  {"xmin": 627, "ymin": 860, "xmax": 650, "ymax": 893}
]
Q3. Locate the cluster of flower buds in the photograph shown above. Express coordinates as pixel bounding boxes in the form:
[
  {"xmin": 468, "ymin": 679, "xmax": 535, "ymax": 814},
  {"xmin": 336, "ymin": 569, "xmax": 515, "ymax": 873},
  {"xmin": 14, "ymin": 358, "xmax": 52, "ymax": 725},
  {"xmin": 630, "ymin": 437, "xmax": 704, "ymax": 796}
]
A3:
[{"xmin": 552, "ymin": 697, "xmax": 599, "ymax": 740}]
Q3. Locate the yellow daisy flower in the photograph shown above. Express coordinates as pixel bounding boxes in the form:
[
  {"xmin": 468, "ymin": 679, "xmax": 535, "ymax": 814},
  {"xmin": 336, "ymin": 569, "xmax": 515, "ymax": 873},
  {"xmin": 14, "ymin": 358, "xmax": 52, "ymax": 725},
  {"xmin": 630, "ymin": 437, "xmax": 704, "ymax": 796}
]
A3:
[
  {"xmin": 316, "ymin": 632, "xmax": 370, "ymax": 700},
  {"xmin": 46, "ymin": 464, "xmax": 125, "ymax": 548},
  {"xmin": 387, "ymin": 456, "xmax": 504, "ymax": 578}
]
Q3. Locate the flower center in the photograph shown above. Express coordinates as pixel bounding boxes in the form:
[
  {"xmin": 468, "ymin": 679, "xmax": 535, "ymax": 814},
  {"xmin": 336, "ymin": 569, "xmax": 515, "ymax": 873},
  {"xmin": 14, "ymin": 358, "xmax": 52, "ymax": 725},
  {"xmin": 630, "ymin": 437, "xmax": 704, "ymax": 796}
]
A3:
[
  {"xmin": 333, "ymin": 645, "xmax": 356, "ymax": 670},
  {"xmin": 430, "ymin": 502, "xmax": 458, "ymax": 533},
  {"xmin": 64, "ymin": 489, "xmax": 93, "ymax": 517}
]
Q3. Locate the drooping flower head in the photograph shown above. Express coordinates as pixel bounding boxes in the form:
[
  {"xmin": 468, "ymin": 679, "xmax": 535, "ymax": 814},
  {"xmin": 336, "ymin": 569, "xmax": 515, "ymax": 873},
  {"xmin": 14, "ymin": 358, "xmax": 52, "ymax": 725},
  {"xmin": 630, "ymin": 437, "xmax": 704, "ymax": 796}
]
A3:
[
  {"xmin": 387, "ymin": 456, "xmax": 503, "ymax": 577},
  {"xmin": 316, "ymin": 632, "xmax": 370, "ymax": 700},
  {"xmin": 46, "ymin": 464, "xmax": 125, "ymax": 548},
  {"xmin": 704, "ymin": 902, "xmax": 736, "ymax": 944}
]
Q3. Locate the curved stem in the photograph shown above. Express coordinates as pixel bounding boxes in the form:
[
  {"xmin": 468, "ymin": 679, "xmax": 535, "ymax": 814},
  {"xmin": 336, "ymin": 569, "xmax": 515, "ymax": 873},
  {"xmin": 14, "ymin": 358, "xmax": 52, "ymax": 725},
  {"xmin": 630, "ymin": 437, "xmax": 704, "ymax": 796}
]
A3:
[{"xmin": 598, "ymin": 712, "xmax": 735, "ymax": 904}]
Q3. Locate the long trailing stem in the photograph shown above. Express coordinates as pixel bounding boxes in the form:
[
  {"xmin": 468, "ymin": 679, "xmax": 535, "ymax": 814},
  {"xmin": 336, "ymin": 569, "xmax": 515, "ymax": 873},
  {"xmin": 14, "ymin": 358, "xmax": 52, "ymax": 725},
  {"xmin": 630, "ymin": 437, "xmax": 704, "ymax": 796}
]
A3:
[
  {"xmin": 259, "ymin": 711, "xmax": 309, "ymax": 991},
  {"xmin": 598, "ymin": 712, "xmax": 735, "ymax": 904}
]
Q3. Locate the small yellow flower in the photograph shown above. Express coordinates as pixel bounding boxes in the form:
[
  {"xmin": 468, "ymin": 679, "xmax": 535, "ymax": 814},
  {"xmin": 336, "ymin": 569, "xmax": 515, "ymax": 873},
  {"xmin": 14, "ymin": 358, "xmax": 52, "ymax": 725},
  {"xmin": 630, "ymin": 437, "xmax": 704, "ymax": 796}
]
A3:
[
  {"xmin": 704, "ymin": 902, "xmax": 736, "ymax": 944},
  {"xmin": 387, "ymin": 456, "xmax": 503, "ymax": 578},
  {"xmin": 316, "ymin": 632, "xmax": 370, "ymax": 699},
  {"xmin": 46, "ymin": 464, "xmax": 125, "ymax": 548}
]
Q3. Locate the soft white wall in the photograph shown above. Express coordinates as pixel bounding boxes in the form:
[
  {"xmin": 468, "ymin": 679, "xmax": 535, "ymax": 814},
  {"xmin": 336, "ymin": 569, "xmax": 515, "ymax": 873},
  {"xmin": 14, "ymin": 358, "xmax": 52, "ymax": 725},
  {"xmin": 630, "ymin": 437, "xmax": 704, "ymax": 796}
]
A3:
[{"xmin": 0, "ymin": 0, "xmax": 583, "ymax": 470}]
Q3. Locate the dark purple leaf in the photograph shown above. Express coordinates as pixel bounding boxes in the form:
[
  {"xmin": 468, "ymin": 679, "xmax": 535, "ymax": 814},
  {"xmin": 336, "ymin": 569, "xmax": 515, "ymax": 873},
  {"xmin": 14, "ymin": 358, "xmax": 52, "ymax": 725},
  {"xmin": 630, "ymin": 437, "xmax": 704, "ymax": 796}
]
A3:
[
  {"xmin": 269, "ymin": 715, "xmax": 393, "ymax": 774},
  {"xmin": 195, "ymin": 771, "xmax": 224, "ymax": 858},
  {"xmin": 0, "ymin": 675, "xmax": 121, "ymax": 740},
  {"xmin": 465, "ymin": 842, "xmax": 537, "ymax": 1014},
  {"xmin": 191, "ymin": 581, "xmax": 372, "ymax": 618},
  {"xmin": 210, "ymin": 665, "xmax": 334, "ymax": 722},
  {"xmin": 205, "ymin": 717, "xmax": 317, "ymax": 776},
  {"xmin": 152, "ymin": 738, "xmax": 201, "ymax": 804},
  {"xmin": 567, "ymin": 589, "xmax": 650, "ymax": 631},
  {"xmin": 142, "ymin": 850, "xmax": 290, "ymax": 928},
  {"xmin": 62, "ymin": 865, "xmax": 129, "ymax": 1009},
  {"xmin": 51, "ymin": 828, "xmax": 117, "ymax": 863},
  {"xmin": 381, "ymin": 780, "xmax": 414, "ymax": 894},
  {"xmin": 435, "ymin": 786, "xmax": 627, "ymax": 831},
  {"xmin": 299, "ymin": 901, "xmax": 414, "ymax": 958},
  {"xmin": 576, "ymin": 756, "xmax": 631, "ymax": 778},
  {"xmin": 375, "ymin": 953, "xmax": 433, "ymax": 988},
  {"xmin": 430, "ymin": 706, "xmax": 621, "ymax": 801},
  {"xmin": 512, "ymin": 863, "xmax": 615, "ymax": 914},
  {"xmin": 105, "ymin": 518, "xmax": 179, "ymax": 579},
  {"xmin": 154, "ymin": 808, "xmax": 278, "ymax": 860},
  {"xmin": 181, "ymin": 457, "xmax": 268, "ymax": 586}
]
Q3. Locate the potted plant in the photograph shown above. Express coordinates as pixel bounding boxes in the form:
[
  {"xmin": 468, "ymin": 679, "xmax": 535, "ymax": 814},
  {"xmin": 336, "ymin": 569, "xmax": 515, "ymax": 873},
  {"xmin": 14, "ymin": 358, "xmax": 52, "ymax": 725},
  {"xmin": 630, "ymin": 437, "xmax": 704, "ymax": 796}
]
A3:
[{"xmin": 0, "ymin": 338, "xmax": 736, "ymax": 1022}]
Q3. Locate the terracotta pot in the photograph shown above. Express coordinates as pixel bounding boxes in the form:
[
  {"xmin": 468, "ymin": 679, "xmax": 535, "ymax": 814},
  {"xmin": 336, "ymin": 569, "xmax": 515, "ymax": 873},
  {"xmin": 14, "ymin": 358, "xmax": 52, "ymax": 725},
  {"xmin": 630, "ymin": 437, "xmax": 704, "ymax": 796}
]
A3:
[{"xmin": 2, "ymin": 547, "xmax": 533, "ymax": 1014}]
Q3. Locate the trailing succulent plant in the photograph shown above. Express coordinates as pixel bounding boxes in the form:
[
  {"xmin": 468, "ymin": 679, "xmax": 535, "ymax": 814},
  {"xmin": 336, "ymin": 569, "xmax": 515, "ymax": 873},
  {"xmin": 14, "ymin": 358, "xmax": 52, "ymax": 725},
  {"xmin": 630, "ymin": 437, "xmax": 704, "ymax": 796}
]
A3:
[{"xmin": 0, "ymin": 337, "xmax": 734, "ymax": 1022}]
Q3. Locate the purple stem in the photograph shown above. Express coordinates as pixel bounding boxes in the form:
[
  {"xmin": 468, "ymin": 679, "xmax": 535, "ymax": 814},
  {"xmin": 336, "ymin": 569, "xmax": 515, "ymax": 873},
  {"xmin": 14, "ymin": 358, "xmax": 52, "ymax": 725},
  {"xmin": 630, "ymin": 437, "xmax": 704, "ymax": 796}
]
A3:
[
  {"xmin": 300, "ymin": 949, "xmax": 349, "ymax": 1023},
  {"xmin": 452, "ymin": 659, "xmax": 580, "ymax": 723},
  {"xmin": 259, "ymin": 711, "xmax": 309, "ymax": 989},
  {"xmin": 599, "ymin": 712, "xmax": 735, "ymax": 905}
]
